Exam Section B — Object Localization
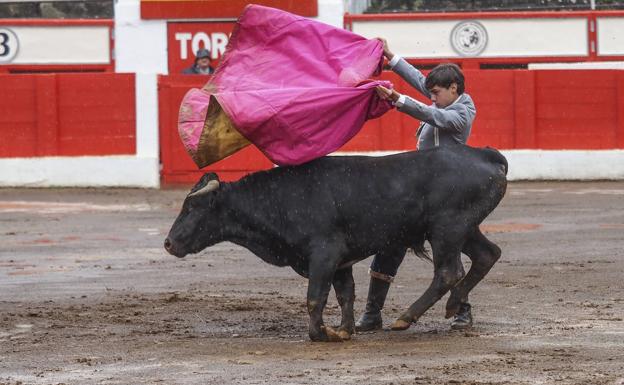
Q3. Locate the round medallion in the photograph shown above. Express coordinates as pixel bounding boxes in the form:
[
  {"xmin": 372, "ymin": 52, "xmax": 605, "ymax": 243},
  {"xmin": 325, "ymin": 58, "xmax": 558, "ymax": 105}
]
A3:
[
  {"xmin": 0, "ymin": 28, "xmax": 19, "ymax": 63},
  {"xmin": 450, "ymin": 21, "xmax": 488, "ymax": 57}
]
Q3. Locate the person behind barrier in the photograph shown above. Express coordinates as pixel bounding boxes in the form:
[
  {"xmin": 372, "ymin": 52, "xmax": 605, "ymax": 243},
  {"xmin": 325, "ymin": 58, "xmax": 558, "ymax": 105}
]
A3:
[
  {"xmin": 355, "ymin": 37, "xmax": 477, "ymax": 332},
  {"xmin": 183, "ymin": 48, "xmax": 214, "ymax": 75}
]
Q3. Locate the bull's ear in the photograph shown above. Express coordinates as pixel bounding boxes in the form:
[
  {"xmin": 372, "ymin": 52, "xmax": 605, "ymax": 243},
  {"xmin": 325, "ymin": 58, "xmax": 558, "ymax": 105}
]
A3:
[{"xmin": 189, "ymin": 172, "xmax": 221, "ymax": 198}]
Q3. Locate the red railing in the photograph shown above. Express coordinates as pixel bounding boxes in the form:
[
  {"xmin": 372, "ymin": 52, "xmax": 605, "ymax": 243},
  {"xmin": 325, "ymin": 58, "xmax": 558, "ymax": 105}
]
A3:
[
  {"xmin": 0, "ymin": 73, "xmax": 136, "ymax": 157},
  {"xmin": 157, "ymin": 69, "xmax": 624, "ymax": 185},
  {"xmin": 3, "ymin": 70, "xmax": 620, "ymax": 184},
  {"xmin": 140, "ymin": 0, "xmax": 318, "ymax": 19},
  {"xmin": 348, "ymin": 69, "xmax": 624, "ymax": 151}
]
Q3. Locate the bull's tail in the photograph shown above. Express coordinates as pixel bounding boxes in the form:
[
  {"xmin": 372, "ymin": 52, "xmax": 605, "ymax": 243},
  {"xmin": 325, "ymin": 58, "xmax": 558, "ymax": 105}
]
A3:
[
  {"xmin": 483, "ymin": 147, "xmax": 508, "ymax": 175},
  {"xmin": 411, "ymin": 234, "xmax": 432, "ymax": 264}
]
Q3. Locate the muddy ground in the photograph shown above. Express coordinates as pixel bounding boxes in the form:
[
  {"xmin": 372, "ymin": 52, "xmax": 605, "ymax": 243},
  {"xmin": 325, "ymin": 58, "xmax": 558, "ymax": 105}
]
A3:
[{"xmin": 1, "ymin": 182, "xmax": 623, "ymax": 385}]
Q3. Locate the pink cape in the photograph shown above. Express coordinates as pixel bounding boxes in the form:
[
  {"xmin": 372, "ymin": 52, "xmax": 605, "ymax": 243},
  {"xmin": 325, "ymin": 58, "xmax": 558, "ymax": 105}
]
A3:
[{"xmin": 179, "ymin": 4, "xmax": 393, "ymax": 166}]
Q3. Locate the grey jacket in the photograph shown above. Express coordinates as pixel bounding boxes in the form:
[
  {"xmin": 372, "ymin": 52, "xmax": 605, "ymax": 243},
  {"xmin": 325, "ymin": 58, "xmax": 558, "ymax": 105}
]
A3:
[{"xmin": 392, "ymin": 58, "xmax": 476, "ymax": 150}]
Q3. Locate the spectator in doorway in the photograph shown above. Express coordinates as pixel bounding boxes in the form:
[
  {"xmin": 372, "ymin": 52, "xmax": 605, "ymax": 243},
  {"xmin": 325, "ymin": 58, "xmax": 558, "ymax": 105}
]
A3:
[{"xmin": 183, "ymin": 48, "xmax": 214, "ymax": 75}]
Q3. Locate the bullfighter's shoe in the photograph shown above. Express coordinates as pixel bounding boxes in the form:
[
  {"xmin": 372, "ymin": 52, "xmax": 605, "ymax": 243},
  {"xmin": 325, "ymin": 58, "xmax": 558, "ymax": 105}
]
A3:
[
  {"xmin": 450, "ymin": 302, "xmax": 473, "ymax": 330},
  {"xmin": 355, "ymin": 276, "xmax": 391, "ymax": 332}
]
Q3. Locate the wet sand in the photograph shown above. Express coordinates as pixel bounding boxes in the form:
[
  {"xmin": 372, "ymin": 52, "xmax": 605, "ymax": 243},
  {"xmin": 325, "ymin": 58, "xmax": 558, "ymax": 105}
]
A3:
[{"xmin": 1, "ymin": 182, "xmax": 623, "ymax": 384}]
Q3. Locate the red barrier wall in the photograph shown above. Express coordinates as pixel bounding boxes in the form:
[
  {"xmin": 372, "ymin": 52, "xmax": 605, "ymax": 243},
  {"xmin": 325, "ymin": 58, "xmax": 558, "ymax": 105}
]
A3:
[
  {"xmin": 0, "ymin": 73, "xmax": 136, "ymax": 158},
  {"xmin": 141, "ymin": 0, "xmax": 317, "ymax": 19},
  {"xmin": 158, "ymin": 70, "xmax": 624, "ymax": 185},
  {"xmin": 344, "ymin": 70, "xmax": 624, "ymax": 152}
]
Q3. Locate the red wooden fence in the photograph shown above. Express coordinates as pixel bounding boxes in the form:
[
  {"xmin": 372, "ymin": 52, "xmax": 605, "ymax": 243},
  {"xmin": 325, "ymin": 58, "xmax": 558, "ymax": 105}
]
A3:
[
  {"xmin": 158, "ymin": 69, "xmax": 624, "ymax": 185},
  {"xmin": 344, "ymin": 70, "xmax": 624, "ymax": 151},
  {"xmin": 0, "ymin": 73, "xmax": 136, "ymax": 158},
  {"xmin": 141, "ymin": 0, "xmax": 318, "ymax": 19},
  {"xmin": 466, "ymin": 70, "xmax": 624, "ymax": 150}
]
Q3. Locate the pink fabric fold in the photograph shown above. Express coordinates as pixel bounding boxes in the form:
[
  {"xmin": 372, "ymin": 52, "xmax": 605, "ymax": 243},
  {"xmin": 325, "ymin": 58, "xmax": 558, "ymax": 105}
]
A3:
[
  {"xmin": 180, "ymin": 4, "xmax": 393, "ymax": 167},
  {"xmin": 178, "ymin": 88, "xmax": 211, "ymax": 154}
]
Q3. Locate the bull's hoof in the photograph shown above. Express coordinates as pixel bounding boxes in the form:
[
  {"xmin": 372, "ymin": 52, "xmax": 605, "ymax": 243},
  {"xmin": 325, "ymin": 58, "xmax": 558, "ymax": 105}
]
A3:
[
  {"xmin": 320, "ymin": 326, "xmax": 345, "ymax": 342},
  {"xmin": 337, "ymin": 329, "xmax": 352, "ymax": 341},
  {"xmin": 390, "ymin": 318, "xmax": 411, "ymax": 331}
]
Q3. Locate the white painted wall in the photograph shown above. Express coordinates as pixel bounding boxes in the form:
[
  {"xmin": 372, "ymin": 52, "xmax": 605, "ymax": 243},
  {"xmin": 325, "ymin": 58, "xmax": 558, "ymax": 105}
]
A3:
[
  {"xmin": 529, "ymin": 61, "xmax": 624, "ymax": 69},
  {"xmin": 344, "ymin": 0, "xmax": 371, "ymax": 15},
  {"xmin": 334, "ymin": 150, "xmax": 624, "ymax": 180},
  {"xmin": 0, "ymin": 74, "xmax": 161, "ymax": 188},
  {"xmin": 135, "ymin": 73, "xmax": 159, "ymax": 160},
  {"xmin": 352, "ymin": 17, "xmax": 588, "ymax": 58},
  {"xmin": 597, "ymin": 17, "xmax": 624, "ymax": 56},
  {"xmin": 317, "ymin": 0, "xmax": 346, "ymax": 28},
  {"xmin": 0, "ymin": 156, "xmax": 159, "ymax": 188},
  {"xmin": 502, "ymin": 150, "xmax": 624, "ymax": 180},
  {"xmin": 4, "ymin": 26, "xmax": 110, "ymax": 64},
  {"xmin": 114, "ymin": 0, "xmax": 168, "ymax": 74}
]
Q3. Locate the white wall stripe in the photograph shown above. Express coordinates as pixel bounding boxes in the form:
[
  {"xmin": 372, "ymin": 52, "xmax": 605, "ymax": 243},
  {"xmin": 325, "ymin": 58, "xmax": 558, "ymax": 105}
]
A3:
[
  {"xmin": 0, "ymin": 156, "xmax": 159, "ymax": 188},
  {"xmin": 135, "ymin": 73, "xmax": 160, "ymax": 160},
  {"xmin": 333, "ymin": 150, "xmax": 624, "ymax": 181}
]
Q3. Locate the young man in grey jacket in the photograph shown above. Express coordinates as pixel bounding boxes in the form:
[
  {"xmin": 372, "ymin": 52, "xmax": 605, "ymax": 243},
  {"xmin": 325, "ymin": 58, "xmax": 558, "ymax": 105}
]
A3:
[{"xmin": 356, "ymin": 38, "xmax": 476, "ymax": 332}]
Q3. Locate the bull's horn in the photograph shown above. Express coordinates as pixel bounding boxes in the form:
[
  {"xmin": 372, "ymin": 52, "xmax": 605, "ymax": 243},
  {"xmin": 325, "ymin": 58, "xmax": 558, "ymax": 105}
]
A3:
[{"xmin": 188, "ymin": 179, "xmax": 220, "ymax": 198}]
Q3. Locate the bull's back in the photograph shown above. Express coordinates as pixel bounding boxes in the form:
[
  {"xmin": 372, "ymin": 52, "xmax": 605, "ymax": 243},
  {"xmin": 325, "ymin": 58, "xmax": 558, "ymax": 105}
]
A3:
[
  {"xmin": 231, "ymin": 146, "xmax": 506, "ymax": 229},
  {"xmin": 235, "ymin": 146, "xmax": 506, "ymax": 213},
  {"xmin": 424, "ymin": 146, "xmax": 507, "ymax": 222}
]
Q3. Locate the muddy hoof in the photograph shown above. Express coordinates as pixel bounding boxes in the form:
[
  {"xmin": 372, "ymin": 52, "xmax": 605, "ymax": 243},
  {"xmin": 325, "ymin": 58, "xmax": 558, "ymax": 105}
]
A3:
[
  {"xmin": 337, "ymin": 329, "xmax": 352, "ymax": 341},
  {"xmin": 321, "ymin": 326, "xmax": 344, "ymax": 342},
  {"xmin": 390, "ymin": 318, "xmax": 411, "ymax": 331}
]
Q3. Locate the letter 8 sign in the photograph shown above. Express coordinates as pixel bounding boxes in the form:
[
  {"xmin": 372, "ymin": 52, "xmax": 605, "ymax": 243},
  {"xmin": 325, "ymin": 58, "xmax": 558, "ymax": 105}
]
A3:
[{"xmin": 0, "ymin": 28, "xmax": 19, "ymax": 63}]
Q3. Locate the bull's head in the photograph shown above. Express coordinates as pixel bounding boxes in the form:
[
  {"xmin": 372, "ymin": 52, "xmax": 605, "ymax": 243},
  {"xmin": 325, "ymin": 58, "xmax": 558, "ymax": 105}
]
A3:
[{"xmin": 164, "ymin": 172, "xmax": 223, "ymax": 258}]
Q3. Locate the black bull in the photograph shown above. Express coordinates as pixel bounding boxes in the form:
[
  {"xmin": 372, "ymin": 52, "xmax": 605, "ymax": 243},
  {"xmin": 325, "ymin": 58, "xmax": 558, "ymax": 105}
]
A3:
[{"xmin": 165, "ymin": 145, "xmax": 508, "ymax": 342}]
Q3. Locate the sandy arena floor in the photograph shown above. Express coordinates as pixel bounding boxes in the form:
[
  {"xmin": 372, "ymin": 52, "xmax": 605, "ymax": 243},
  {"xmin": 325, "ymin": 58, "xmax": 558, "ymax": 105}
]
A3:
[{"xmin": 1, "ymin": 182, "xmax": 623, "ymax": 385}]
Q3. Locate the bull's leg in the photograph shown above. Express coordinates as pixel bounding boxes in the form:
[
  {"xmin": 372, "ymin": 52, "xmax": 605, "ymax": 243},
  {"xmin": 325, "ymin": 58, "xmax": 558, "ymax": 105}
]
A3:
[
  {"xmin": 391, "ymin": 236, "xmax": 465, "ymax": 330},
  {"xmin": 446, "ymin": 227, "xmax": 501, "ymax": 318},
  {"xmin": 332, "ymin": 267, "xmax": 355, "ymax": 340},
  {"xmin": 307, "ymin": 255, "xmax": 342, "ymax": 342}
]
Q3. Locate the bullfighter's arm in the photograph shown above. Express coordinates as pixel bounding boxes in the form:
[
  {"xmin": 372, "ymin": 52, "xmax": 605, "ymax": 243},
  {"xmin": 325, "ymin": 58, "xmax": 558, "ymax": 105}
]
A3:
[
  {"xmin": 374, "ymin": 85, "xmax": 472, "ymax": 134},
  {"xmin": 398, "ymin": 99, "xmax": 470, "ymax": 134},
  {"xmin": 389, "ymin": 56, "xmax": 431, "ymax": 99}
]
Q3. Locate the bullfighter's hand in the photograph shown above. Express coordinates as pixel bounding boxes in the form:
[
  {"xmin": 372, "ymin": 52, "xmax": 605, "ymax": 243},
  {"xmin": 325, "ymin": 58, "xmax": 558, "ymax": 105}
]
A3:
[
  {"xmin": 376, "ymin": 37, "xmax": 394, "ymax": 61},
  {"xmin": 375, "ymin": 85, "xmax": 400, "ymax": 103}
]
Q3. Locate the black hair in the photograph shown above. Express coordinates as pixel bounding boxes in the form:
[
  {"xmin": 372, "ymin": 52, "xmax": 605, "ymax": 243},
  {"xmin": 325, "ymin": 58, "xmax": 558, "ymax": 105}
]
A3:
[{"xmin": 425, "ymin": 63, "xmax": 465, "ymax": 95}]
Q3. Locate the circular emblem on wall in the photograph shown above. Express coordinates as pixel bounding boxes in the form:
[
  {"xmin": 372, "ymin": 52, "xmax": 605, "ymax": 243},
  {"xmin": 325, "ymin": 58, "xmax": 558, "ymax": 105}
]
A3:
[
  {"xmin": 0, "ymin": 28, "xmax": 19, "ymax": 63},
  {"xmin": 450, "ymin": 21, "xmax": 488, "ymax": 57}
]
